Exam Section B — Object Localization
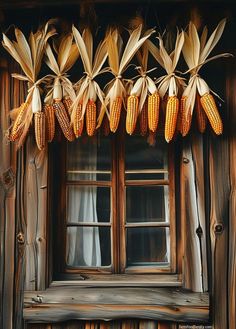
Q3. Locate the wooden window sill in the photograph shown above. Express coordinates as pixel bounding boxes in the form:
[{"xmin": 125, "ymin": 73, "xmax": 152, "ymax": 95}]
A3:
[{"xmin": 24, "ymin": 286, "xmax": 209, "ymax": 323}]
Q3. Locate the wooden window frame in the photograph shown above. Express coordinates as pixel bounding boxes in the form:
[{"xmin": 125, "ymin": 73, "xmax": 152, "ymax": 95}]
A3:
[{"xmin": 52, "ymin": 129, "xmax": 179, "ymax": 283}]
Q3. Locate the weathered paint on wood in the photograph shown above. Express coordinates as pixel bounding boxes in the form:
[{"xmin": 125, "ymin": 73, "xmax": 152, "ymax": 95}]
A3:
[{"xmin": 24, "ymin": 287, "xmax": 209, "ymax": 323}]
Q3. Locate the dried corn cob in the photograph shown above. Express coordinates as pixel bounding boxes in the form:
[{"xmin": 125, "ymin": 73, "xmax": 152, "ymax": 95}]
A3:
[
  {"xmin": 86, "ymin": 100, "xmax": 97, "ymax": 137},
  {"xmin": 148, "ymin": 93, "xmax": 160, "ymax": 132},
  {"xmin": 139, "ymin": 100, "xmax": 148, "ymax": 136},
  {"xmin": 126, "ymin": 95, "xmax": 139, "ymax": 135},
  {"xmin": 73, "ymin": 103, "xmax": 84, "ymax": 138},
  {"xmin": 44, "ymin": 104, "xmax": 55, "ymax": 142},
  {"xmin": 200, "ymin": 93, "xmax": 222, "ymax": 135},
  {"xmin": 180, "ymin": 96, "xmax": 192, "ymax": 137},
  {"xmin": 110, "ymin": 96, "xmax": 122, "ymax": 133},
  {"xmin": 34, "ymin": 112, "xmax": 46, "ymax": 150},
  {"xmin": 165, "ymin": 96, "xmax": 179, "ymax": 143},
  {"xmin": 196, "ymin": 93, "xmax": 207, "ymax": 133},
  {"xmin": 63, "ymin": 97, "xmax": 73, "ymax": 115},
  {"xmin": 53, "ymin": 100, "xmax": 75, "ymax": 141},
  {"xmin": 10, "ymin": 102, "xmax": 28, "ymax": 141}
]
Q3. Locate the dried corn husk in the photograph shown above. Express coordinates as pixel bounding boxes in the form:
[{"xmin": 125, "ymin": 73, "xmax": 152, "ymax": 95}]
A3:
[
  {"xmin": 44, "ymin": 33, "xmax": 79, "ymax": 137},
  {"xmin": 147, "ymin": 31, "xmax": 186, "ymax": 142},
  {"xmin": 2, "ymin": 21, "xmax": 56, "ymax": 148},
  {"xmin": 44, "ymin": 33, "xmax": 79, "ymax": 102},
  {"xmin": 127, "ymin": 40, "xmax": 158, "ymax": 135},
  {"xmin": 182, "ymin": 19, "xmax": 232, "ymax": 134},
  {"xmin": 71, "ymin": 27, "xmax": 108, "ymax": 136},
  {"xmin": 102, "ymin": 25, "xmax": 154, "ymax": 133}
]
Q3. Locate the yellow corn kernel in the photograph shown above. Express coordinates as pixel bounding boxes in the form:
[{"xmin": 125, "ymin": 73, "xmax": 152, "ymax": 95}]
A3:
[
  {"xmin": 10, "ymin": 102, "xmax": 28, "ymax": 141},
  {"xmin": 200, "ymin": 93, "xmax": 222, "ymax": 135},
  {"xmin": 44, "ymin": 104, "xmax": 55, "ymax": 142},
  {"xmin": 196, "ymin": 93, "xmax": 207, "ymax": 133},
  {"xmin": 180, "ymin": 96, "xmax": 192, "ymax": 137},
  {"xmin": 63, "ymin": 97, "xmax": 73, "ymax": 115},
  {"xmin": 34, "ymin": 112, "xmax": 46, "ymax": 150},
  {"xmin": 126, "ymin": 95, "xmax": 139, "ymax": 135},
  {"xmin": 110, "ymin": 97, "xmax": 122, "ymax": 133},
  {"xmin": 86, "ymin": 100, "xmax": 97, "ymax": 137},
  {"xmin": 165, "ymin": 96, "xmax": 179, "ymax": 143},
  {"xmin": 53, "ymin": 100, "xmax": 75, "ymax": 141},
  {"xmin": 73, "ymin": 103, "xmax": 84, "ymax": 138},
  {"xmin": 139, "ymin": 100, "xmax": 148, "ymax": 136},
  {"xmin": 148, "ymin": 92, "xmax": 160, "ymax": 132}
]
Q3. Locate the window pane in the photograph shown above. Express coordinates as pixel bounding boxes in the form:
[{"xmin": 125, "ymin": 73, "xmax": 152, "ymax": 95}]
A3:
[
  {"xmin": 66, "ymin": 136, "xmax": 111, "ymax": 181},
  {"xmin": 126, "ymin": 186, "xmax": 169, "ymax": 223},
  {"xmin": 125, "ymin": 135, "xmax": 168, "ymax": 180},
  {"xmin": 67, "ymin": 186, "xmax": 111, "ymax": 223},
  {"xmin": 66, "ymin": 226, "xmax": 111, "ymax": 267},
  {"xmin": 126, "ymin": 227, "xmax": 170, "ymax": 266}
]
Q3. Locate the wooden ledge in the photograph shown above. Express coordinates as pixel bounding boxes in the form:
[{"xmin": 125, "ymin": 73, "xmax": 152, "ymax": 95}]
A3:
[{"xmin": 24, "ymin": 287, "xmax": 209, "ymax": 323}]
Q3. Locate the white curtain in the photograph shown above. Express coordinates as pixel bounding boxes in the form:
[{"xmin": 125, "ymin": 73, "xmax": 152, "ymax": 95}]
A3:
[{"xmin": 66, "ymin": 138, "xmax": 101, "ymax": 267}]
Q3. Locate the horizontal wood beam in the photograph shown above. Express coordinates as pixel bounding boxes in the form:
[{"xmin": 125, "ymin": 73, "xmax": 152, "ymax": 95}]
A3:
[{"xmin": 24, "ymin": 287, "xmax": 209, "ymax": 323}]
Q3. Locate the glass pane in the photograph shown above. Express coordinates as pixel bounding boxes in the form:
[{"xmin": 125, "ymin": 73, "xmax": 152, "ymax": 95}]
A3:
[
  {"xmin": 126, "ymin": 186, "xmax": 169, "ymax": 223},
  {"xmin": 125, "ymin": 135, "xmax": 168, "ymax": 180},
  {"xmin": 126, "ymin": 227, "xmax": 170, "ymax": 266},
  {"xmin": 67, "ymin": 186, "xmax": 111, "ymax": 223},
  {"xmin": 66, "ymin": 227, "xmax": 111, "ymax": 267},
  {"xmin": 66, "ymin": 135, "xmax": 111, "ymax": 181}
]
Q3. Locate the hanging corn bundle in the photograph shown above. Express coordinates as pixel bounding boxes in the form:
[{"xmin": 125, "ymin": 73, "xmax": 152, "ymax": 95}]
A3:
[
  {"xmin": 182, "ymin": 19, "xmax": 232, "ymax": 135},
  {"xmin": 147, "ymin": 31, "xmax": 186, "ymax": 142},
  {"xmin": 2, "ymin": 21, "xmax": 56, "ymax": 149},
  {"xmin": 71, "ymin": 27, "xmax": 108, "ymax": 137},
  {"xmin": 126, "ymin": 40, "xmax": 158, "ymax": 135},
  {"xmin": 44, "ymin": 34, "xmax": 79, "ymax": 141},
  {"xmin": 103, "ymin": 25, "xmax": 154, "ymax": 133}
]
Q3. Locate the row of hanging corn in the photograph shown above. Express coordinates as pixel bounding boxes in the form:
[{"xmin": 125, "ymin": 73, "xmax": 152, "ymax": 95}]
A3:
[{"xmin": 2, "ymin": 19, "xmax": 232, "ymax": 150}]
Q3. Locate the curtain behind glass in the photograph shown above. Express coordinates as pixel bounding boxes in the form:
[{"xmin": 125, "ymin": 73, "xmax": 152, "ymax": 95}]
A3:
[{"xmin": 66, "ymin": 138, "xmax": 101, "ymax": 267}]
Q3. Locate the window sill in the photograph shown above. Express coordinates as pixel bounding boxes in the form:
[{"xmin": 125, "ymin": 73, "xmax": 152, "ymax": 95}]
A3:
[
  {"xmin": 53, "ymin": 274, "xmax": 182, "ymax": 287},
  {"xmin": 24, "ymin": 285, "xmax": 209, "ymax": 323}
]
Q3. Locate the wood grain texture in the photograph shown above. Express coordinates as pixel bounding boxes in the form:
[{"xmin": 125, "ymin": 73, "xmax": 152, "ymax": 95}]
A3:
[
  {"xmin": 227, "ymin": 62, "xmax": 236, "ymax": 329},
  {"xmin": 209, "ymin": 114, "xmax": 230, "ymax": 327},
  {"xmin": 24, "ymin": 287, "xmax": 209, "ymax": 323},
  {"xmin": 180, "ymin": 136, "xmax": 207, "ymax": 292},
  {"xmin": 25, "ymin": 138, "xmax": 48, "ymax": 291}
]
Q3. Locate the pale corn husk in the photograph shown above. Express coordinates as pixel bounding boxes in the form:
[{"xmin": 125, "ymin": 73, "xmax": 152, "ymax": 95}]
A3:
[
  {"xmin": 127, "ymin": 40, "xmax": 158, "ymax": 135},
  {"xmin": 71, "ymin": 27, "xmax": 108, "ymax": 136},
  {"xmin": 147, "ymin": 31, "xmax": 186, "ymax": 142},
  {"xmin": 182, "ymin": 19, "xmax": 232, "ymax": 134},
  {"xmin": 44, "ymin": 33, "xmax": 79, "ymax": 102},
  {"xmin": 2, "ymin": 21, "xmax": 56, "ymax": 146},
  {"xmin": 102, "ymin": 25, "xmax": 154, "ymax": 132}
]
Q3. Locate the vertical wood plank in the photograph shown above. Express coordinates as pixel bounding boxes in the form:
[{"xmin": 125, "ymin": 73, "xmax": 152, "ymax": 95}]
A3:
[
  {"xmin": 209, "ymin": 134, "xmax": 230, "ymax": 329},
  {"xmin": 227, "ymin": 61, "xmax": 236, "ymax": 329},
  {"xmin": 181, "ymin": 135, "xmax": 207, "ymax": 292},
  {"xmin": 24, "ymin": 138, "xmax": 48, "ymax": 291}
]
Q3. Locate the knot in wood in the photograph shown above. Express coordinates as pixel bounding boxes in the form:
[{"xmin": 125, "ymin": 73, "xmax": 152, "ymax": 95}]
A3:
[
  {"xmin": 17, "ymin": 232, "xmax": 25, "ymax": 244},
  {"xmin": 1, "ymin": 168, "xmax": 15, "ymax": 191},
  {"xmin": 196, "ymin": 226, "xmax": 203, "ymax": 237},
  {"xmin": 183, "ymin": 157, "xmax": 189, "ymax": 164},
  {"xmin": 214, "ymin": 223, "xmax": 224, "ymax": 234}
]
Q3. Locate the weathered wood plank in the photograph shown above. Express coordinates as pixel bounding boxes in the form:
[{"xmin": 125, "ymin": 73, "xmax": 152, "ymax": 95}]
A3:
[
  {"xmin": 25, "ymin": 139, "xmax": 48, "ymax": 291},
  {"xmin": 0, "ymin": 59, "xmax": 18, "ymax": 329},
  {"xmin": 24, "ymin": 287, "xmax": 209, "ymax": 323},
  {"xmin": 181, "ymin": 136, "xmax": 207, "ymax": 292},
  {"xmin": 227, "ymin": 61, "xmax": 236, "ymax": 329},
  {"xmin": 209, "ymin": 129, "xmax": 230, "ymax": 328},
  {"xmin": 51, "ymin": 274, "xmax": 182, "ymax": 287}
]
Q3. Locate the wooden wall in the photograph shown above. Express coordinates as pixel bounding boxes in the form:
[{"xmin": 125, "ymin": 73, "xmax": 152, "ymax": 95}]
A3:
[{"xmin": 0, "ymin": 2, "xmax": 236, "ymax": 329}]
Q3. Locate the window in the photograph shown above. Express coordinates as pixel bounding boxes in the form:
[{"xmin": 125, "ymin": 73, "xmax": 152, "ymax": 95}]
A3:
[{"xmin": 53, "ymin": 131, "xmax": 176, "ymax": 277}]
